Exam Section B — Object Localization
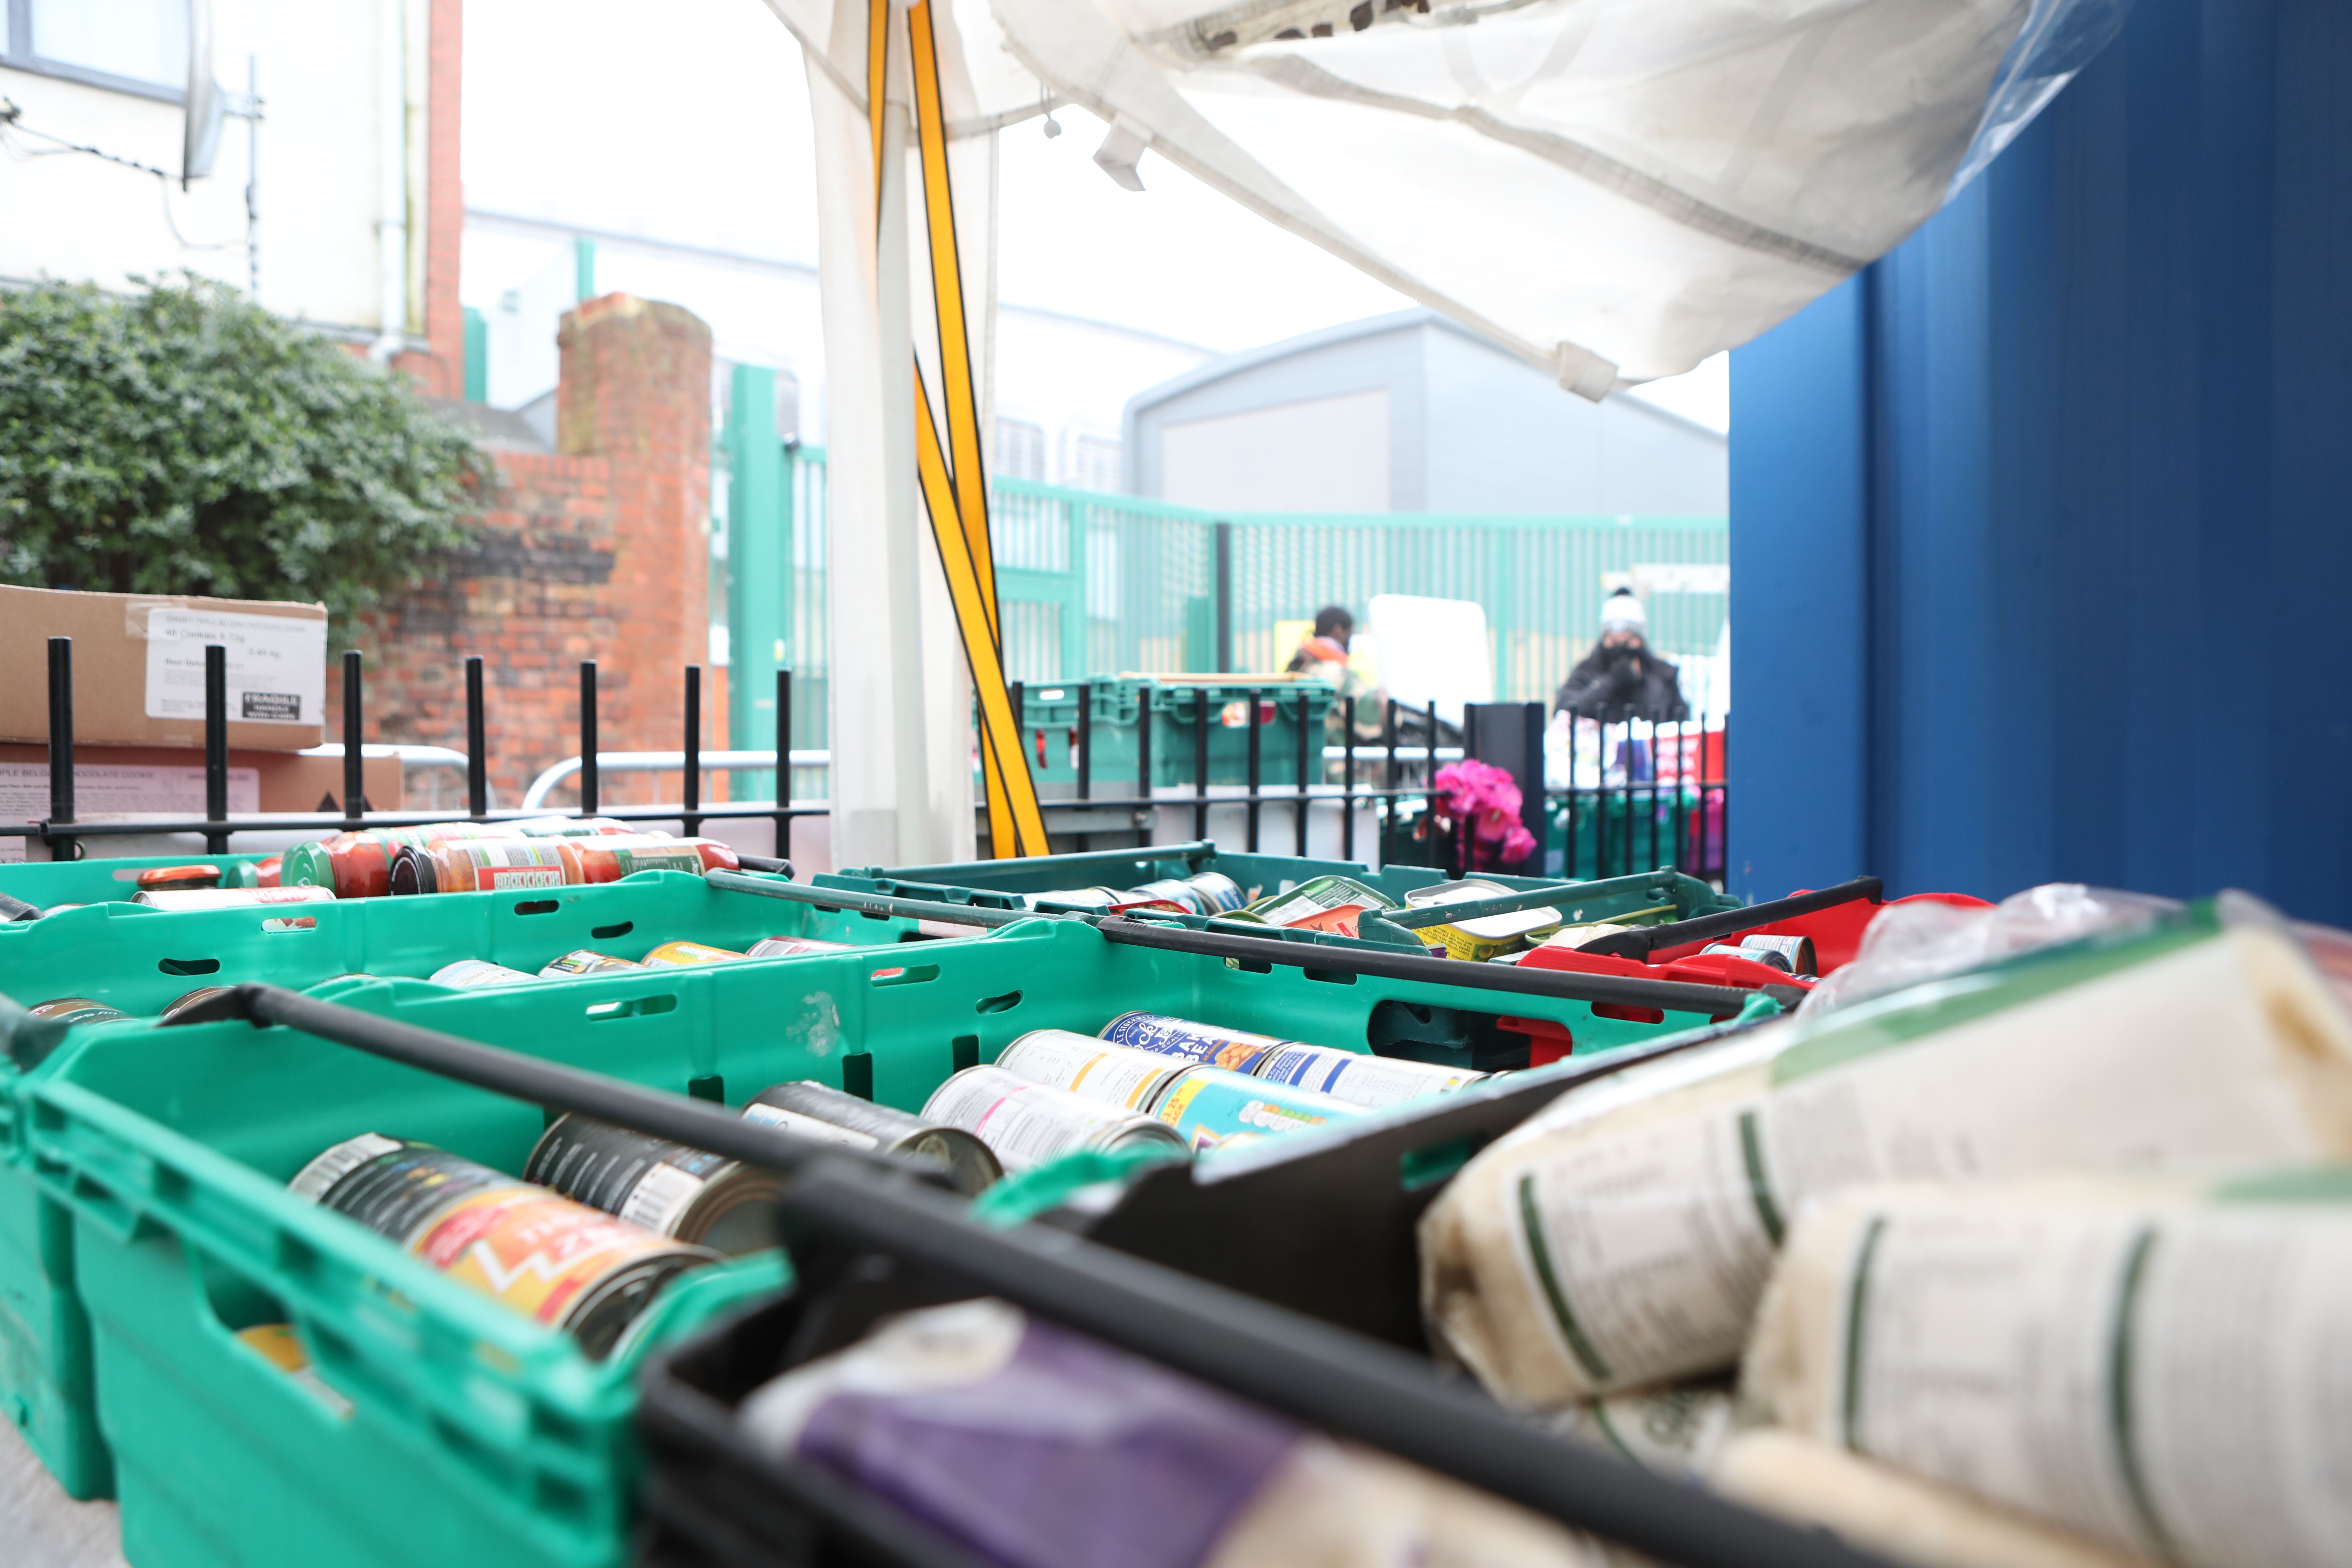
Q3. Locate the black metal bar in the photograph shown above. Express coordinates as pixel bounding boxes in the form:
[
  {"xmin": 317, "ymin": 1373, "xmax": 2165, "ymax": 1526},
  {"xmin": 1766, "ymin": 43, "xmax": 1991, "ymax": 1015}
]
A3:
[
  {"xmin": 774, "ymin": 667, "xmax": 792, "ymax": 863},
  {"xmin": 196, "ymin": 984, "xmax": 1893, "ymax": 1568},
  {"xmin": 465, "ymin": 656, "xmax": 488, "ymax": 818},
  {"xmin": 1581, "ymin": 877, "xmax": 1886, "ymax": 960},
  {"xmin": 1384, "ymin": 699, "xmax": 1398, "ymax": 866},
  {"xmin": 683, "ymin": 664, "xmax": 704, "ymax": 838},
  {"xmin": 767, "ymin": 1164, "xmax": 1893, "ymax": 1568},
  {"xmin": 1134, "ymin": 679, "xmax": 1153, "ymax": 850},
  {"xmin": 204, "ymin": 644, "xmax": 229, "ymax": 854},
  {"xmin": 871, "ymin": 840, "xmax": 1215, "ymax": 882},
  {"xmin": 1076, "ymin": 680, "xmax": 1093, "ymax": 854},
  {"xmin": 1097, "ymin": 916, "xmax": 1790, "ymax": 1013},
  {"xmin": 178, "ymin": 985, "xmax": 919, "ymax": 1185},
  {"xmin": 1213, "ymin": 523, "xmax": 1233, "ymax": 673},
  {"xmin": 579, "ymin": 661, "xmax": 600, "ymax": 817},
  {"xmin": 707, "ymin": 869, "xmax": 1032, "ymax": 929},
  {"xmin": 1192, "ymin": 689, "xmax": 1210, "ymax": 841},
  {"xmin": 1293, "ymin": 689, "xmax": 1310, "ymax": 856},
  {"xmin": 46, "ymin": 637, "xmax": 75, "ymax": 862},
  {"xmin": 1245, "ymin": 687, "xmax": 1262, "ymax": 853},
  {"xmin": 1342, "ymin": 724, "xmax": 1356, "ymax": 861},
  {"xmin": 342, "ymin": 650, "xmax": 366, "ymax": 824},
  {"xmin": 5, "ymin": 804, "xmax": 840, "ymax": 842}
]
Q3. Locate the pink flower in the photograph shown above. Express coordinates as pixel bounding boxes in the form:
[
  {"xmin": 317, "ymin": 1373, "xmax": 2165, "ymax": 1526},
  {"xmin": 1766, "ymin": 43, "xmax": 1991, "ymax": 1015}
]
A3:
[{"xmin": 1429, "ymin": 760, "xmax": 1537, "ymax": 869}]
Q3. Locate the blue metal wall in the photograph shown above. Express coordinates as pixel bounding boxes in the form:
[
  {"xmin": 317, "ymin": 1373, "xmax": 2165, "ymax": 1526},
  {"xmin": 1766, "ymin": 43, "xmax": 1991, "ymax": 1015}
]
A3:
[{"xmin": 1730, "ymin": 0, "xmax": 2352, "ymax": 921}]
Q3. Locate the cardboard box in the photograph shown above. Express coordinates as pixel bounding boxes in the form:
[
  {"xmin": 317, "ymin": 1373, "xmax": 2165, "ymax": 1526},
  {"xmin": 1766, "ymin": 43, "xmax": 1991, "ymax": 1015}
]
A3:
[
  {"xmin": 0, "ymin": 746, "xmax": 404, "ymax": 817},
  {"xmin": 0, "ymin": 585, "xmax": 330, "ymax": 750}
]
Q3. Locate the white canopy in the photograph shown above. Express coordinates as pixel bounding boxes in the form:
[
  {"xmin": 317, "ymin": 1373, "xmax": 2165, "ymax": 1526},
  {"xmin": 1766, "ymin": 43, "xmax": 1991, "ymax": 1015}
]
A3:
[{"xmin": 766, "ymin": 0, "xmax": 2124, "ymax": 394}]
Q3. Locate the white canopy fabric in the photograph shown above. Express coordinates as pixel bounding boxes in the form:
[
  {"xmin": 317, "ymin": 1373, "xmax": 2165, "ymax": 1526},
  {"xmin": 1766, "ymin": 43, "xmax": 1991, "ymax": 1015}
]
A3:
[{"xmin": 770, "ymin": 0, "xmax": 2124, "ymax": 394}]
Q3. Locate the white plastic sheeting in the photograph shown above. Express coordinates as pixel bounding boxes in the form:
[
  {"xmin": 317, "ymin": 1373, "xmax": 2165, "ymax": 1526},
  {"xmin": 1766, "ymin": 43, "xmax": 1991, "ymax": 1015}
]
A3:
[{"xmin": 766, "ymin": 0, "xmax": 2124, "ymax": 395}]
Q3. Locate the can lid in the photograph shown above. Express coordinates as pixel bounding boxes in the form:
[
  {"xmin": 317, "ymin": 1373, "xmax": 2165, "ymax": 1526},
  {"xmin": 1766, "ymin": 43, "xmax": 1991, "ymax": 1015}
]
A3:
[
  {"xmin": 280, "ymin": 841, "xmax": 332, "ymax": 889},
  {"xmin": 387, "ymin": 845, "xmax": 437, "ymax": 896}
]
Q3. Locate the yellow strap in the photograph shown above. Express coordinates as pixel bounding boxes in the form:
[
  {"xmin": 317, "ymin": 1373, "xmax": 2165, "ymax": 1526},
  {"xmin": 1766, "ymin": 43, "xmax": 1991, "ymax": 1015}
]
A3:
[
  {"xmin": 869, "ymin": 0, "xmax": 1049, "ymax": 856},
  {"xmin": 907, "ymin": 0, "xmax": 998, "ymax": 616}
]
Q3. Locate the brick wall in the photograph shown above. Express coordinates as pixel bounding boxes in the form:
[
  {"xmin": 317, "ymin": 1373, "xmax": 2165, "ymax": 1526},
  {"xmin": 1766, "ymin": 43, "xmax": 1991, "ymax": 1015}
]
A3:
[{"xmin": 334, "ymin": 295, "xmax": 717, "ymax": 806}]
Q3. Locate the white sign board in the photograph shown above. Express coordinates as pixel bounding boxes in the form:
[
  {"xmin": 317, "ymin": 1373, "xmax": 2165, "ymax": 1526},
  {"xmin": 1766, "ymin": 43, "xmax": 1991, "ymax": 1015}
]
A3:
[{"xmin": 1365, "ymin": 595, "xmax": 1493, "ymax": 730}]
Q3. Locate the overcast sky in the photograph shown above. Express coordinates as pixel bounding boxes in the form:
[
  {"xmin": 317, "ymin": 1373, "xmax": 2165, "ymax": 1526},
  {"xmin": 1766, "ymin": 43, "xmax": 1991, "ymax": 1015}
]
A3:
[{"xmin": 458, "ymin": 0, "xmax": 1728, "ymax": 430}]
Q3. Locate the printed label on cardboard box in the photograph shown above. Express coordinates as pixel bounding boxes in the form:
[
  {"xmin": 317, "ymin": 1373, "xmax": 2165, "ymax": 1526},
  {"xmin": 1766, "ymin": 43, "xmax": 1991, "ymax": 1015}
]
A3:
[
  {"xmin": 0, "ymin": 763, "xmax": 260, "ymax": 861},
  {"xmin": 144, "ymin": 608, "xmax": 326, "ymax": 726}
]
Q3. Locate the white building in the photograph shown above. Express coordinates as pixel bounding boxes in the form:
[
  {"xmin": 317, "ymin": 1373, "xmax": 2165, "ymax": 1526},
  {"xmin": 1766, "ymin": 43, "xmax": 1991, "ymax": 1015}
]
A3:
[{"xmin": 1, "ymin": 0, "xmax": 444, "ymax": 366}]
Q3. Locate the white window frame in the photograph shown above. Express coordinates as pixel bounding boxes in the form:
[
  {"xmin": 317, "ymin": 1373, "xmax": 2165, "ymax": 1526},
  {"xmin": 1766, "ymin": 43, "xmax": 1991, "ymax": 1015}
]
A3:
[{"xmin": 2, "ymin": 0, "xmax": 189, "ymax": 105}]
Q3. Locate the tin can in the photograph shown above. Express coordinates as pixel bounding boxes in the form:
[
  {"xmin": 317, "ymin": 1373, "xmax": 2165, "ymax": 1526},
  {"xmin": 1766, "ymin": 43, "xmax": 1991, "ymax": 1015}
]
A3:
[
  {"xmin": 744, "ymin": 936, "xmax": 855, "ymax": 958},
  {"xmin": 1246, "ymin": 1043, "xmax": 1488, "ymax": 1108},
  {"xmin": 1404, "ymin": 878, "xmax": 1566, "ymax": 961},
  {"xmin": 131, "ymin": 884, "xmax": 335, "ymax": 912},
  {"xmin": 136, "ymin": 864, "xmax": 221, "ymax": 893},
  {"xmin": 385, "ymin": 838, "xmax": 578, "ymax": 896},
  {"xmin": 28, "ymin": 997, "xmax": 132, "ymax": 1027},
  {"xmin": 1097, "ymin": 1011, "xmax": 1286, "ymax": 1074},
  {"xmin": 1241, "ymin": 874, "xmax": 1399, "ymax": 930},
  {"xmin": 742, "ymin": 1082, "xmax": 1000, "ymax": 1193},
  {"xmin": 526, "ymin": 1114, "xmax": 785, "ymax": 1254},
  {"xmin": 158, "ymin": 986, "xmax": 233, "ymax": 1023},
  {"xmin": 1123, "ymin": 872, "xmax": 1248, "ymax": 916},
  {"xmin": 428, "ymin": 958, "xmax": 539, "ymax": 989},
  {"xmin": 539, "ymin": 949, "xmax": 642, "ymax": 978},
  {"xmin": 920, "ymin": 1066, "xmax": 1186, "ymax": 1173},
  {"xmin": 1702, "ymin": 941, "xmax": 1790, "ymax": 973},
  {"xmin": 639, "ymin": 939, "xmax": 745, "ymax": 967},
  {"xmin": 290, "ymin": 1134, "xmax": 715, "ymax": 1358},
  {"xmin": 1737, "ymin": 932, "xmax": 1817, "ymax": 976},
  {"xmin": 1019, "ymin": 885, "xmax": 1125, "ymax": 911},
  {"xmin": 995, "ymin": 1030, "xmax": 1189, "ymax": 1112},
  {"xmin": 1150, "ymin": 1065, "xmax": 1359, "ymax": 1153}
]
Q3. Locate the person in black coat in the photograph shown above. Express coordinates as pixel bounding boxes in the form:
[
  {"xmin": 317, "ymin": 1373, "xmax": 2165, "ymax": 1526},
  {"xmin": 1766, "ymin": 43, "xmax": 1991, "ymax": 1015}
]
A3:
[{"xmin": 1554, "ymin": 589, "xmax": 1689, "ymax": 723}]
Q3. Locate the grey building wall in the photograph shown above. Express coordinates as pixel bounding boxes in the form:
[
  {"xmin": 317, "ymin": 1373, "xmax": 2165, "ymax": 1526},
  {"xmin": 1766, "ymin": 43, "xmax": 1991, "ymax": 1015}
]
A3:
[{"xmin": 1125, "ymin": 309, "xmax": 1725, "ymax": 516}]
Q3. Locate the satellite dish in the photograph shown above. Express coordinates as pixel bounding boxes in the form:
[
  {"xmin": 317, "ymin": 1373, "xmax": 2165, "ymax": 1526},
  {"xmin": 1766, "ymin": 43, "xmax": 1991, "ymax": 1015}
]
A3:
[{"xmin": 182, "ymin": 0, "xmax": 224, "ymax": 185}]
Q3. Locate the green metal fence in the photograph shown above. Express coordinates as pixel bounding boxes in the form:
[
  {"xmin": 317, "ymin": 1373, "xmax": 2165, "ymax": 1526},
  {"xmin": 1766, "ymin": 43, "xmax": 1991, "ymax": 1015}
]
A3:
[{"xmin": 715, "ymin": 436, "xmax": 1728, "ymax": 765}]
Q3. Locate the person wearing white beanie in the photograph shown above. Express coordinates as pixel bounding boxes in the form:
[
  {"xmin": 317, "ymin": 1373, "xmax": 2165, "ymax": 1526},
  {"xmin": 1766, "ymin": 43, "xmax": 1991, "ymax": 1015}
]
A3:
[{"xmin": 1553, "ymin": 588, "xmax": 1688, "ymax": 722}]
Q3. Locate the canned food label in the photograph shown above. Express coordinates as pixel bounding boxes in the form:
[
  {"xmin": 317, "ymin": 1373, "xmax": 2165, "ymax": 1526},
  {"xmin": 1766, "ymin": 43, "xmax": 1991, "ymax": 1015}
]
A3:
[
  {"xmin": 486, "ymin": 866, "xmax": 565, "ymax": 890},
  {"xmin": 1098, "ymin": 1012, "xmax": 1283, "ymax": 1074},
  {"xmin": 998, "ymin": 1032, "xmax": 1180, "ymax": 1111},
  {"xmin": 289, "ymin": 1132, "xmax": 405, "ymax": 1203},
  {"xmin": 741, "ymin": 1101, "xmax": 882, "ymax": 1150},
  {"xmin": 611, "ymin": 846, "xmax": 707, "ymax": 876},
  {"xmin": 744, "ymin": 936, "xmax": 854, "ymax": 958},
  {"xmin": 415, "ymin": 1189, "xmax": 682, "ymax": 1329},
  {"xmin": 641, "ymin": 940, "xmax": 742, "ymax": 967},
  {"xmin": 1153, "ymin": 1072, "xmax": 1350, "ymax": 1151},
  {"xmin": 923, "ymin": 1068, "xmax": 1151, "ymax": 1172},
  {"xmin": 541, "ymin": 950, "xmax": 641, "ymax": 977},
  {"xmin": 429, "ymin": 958, "xmax": 539, "ymax": 989},
  {"xmin": 617, "ymin": 1161, "xmax": 709, "ymax": 1236},
  {"xmin": 1738, "ymin": 933, "xmax": 1815, "ymax": 973},
  {"xmin": 1250, "ymin": 1044, "xmax": 1482, "ymax": 1108},
  {"xmin": 134, "ymin": 885, "xmax": 335, "ymax": 910}
]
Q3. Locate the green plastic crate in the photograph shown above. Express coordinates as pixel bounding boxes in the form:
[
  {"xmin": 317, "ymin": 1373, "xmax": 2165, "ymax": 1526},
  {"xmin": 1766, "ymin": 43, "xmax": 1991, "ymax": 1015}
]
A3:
[
  {"xmin": 999, "ymin": 677, "xmax": 1338, "ymax": 790},
  {"xmin": 0, "ymin": 867, "xmax": 939, "ymax": 1503},
  {"xmin": 826, "ymin": 844, "xmax": 1736, "ymax": 925},
  {"xmin": 19, "ymin": 912, "xmax": 1736, "ymax": 1567},
  {"xmin": 0, "ymin": 850, "xmax": 280, "ymax": 908}
]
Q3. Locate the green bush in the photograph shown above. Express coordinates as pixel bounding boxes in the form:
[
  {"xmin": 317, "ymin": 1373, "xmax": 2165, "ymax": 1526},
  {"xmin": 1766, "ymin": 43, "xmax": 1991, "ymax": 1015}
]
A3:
[{"xmin": 0, "ymin": 274, "xmax": 485, "ymax": 627}]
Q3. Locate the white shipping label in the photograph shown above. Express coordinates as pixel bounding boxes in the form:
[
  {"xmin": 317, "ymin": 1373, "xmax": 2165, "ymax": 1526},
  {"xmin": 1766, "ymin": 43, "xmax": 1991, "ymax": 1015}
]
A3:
[{"xmin": 144, "ymin": 608, "xmax": 327, "ymax": 725}]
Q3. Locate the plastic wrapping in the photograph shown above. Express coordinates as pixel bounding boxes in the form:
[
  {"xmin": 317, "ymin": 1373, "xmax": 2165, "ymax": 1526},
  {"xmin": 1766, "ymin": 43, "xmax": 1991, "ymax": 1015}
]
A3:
[
  {"xmin": 740, "ymin": 1299, "xmax": 1633, "ymax": 1567},
  {"xmin": 1741, "ymin": 1173, "xmax": 2352, "ymax": 1568},
  {"xmin": 1419, "ymin": 915, "xmax": 2352, "ymax": 1406},
  {"xmin": 1795, "ymin": 882, "xmax": 2179, "ymax": 1018}
]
